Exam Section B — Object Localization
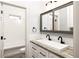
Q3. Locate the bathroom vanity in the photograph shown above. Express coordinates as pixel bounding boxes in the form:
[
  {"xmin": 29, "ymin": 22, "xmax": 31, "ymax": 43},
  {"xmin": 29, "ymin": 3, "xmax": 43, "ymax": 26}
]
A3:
[{"xmin": 30, "ymin": 40, "xmax": 73, "ymax": 58}]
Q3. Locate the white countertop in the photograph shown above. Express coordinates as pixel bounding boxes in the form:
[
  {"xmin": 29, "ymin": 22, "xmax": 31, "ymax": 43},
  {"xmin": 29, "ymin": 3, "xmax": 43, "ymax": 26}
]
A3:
[{"xmin": 30, "ymin": 39, "xmax": 73, "ymax": 58}]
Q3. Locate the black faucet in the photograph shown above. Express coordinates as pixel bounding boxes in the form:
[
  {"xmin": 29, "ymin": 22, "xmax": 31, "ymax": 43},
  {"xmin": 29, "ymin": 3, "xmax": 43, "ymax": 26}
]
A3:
[
  {"xmin": 58, "ymin": 36, "xmax": 65, "ymax": 44},
  {"xmin": 46, "ymin": 34, "xmax": 52, "ymax": 41}
]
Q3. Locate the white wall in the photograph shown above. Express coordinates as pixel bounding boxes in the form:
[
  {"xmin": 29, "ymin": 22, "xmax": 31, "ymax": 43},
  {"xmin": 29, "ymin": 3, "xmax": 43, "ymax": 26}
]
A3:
[{"xmin": 41, "ymin": 0, "xmax": 71, "ymax": 12}]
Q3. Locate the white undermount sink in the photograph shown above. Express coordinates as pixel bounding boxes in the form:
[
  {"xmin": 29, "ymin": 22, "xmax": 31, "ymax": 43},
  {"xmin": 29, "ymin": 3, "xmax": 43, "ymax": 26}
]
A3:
[{"xmin": 35, "ymin": 39, "xmax": 69, "ymax": 52}]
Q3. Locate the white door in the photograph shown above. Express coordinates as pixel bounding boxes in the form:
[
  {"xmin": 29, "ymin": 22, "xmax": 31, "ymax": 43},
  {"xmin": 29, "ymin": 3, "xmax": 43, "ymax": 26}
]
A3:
[{"xmin": 2, "ymin": 4, "xmax": 25, "ymax": 49}]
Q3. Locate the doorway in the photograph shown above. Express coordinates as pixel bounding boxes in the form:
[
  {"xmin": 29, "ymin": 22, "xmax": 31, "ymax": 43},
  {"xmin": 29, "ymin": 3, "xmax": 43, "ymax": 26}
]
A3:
[{"xmin": 0, "ymin": 2, "xmax": 26, "ymax": 58}]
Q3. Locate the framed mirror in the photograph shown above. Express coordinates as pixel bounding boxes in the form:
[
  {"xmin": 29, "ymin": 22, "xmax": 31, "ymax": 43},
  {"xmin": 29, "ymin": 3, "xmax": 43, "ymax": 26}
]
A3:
[
  {"xmin": 40, "ymin": 1, "xmax": 73, "ymax": 34},
  {"xmin": 54, "ymin": 4, "xmax": 73, "ymax": 33},
  {"xmin": 40, "ymin": 11, "xmax": 54, "ymax": 32}
]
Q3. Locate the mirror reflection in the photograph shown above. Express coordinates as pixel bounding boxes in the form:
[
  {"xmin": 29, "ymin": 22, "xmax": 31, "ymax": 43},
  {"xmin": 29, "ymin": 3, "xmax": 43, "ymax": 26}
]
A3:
[
  {"xmin": 40, "ymin": 2, "xmax": 73, "ymax": 33},
  {"xmin": 54, "ymin": 5, "xmax": 73, "ymax": 32},
  {"xmin": 42, "ymin": 12, "xmax": 53, "ymax": 30}
]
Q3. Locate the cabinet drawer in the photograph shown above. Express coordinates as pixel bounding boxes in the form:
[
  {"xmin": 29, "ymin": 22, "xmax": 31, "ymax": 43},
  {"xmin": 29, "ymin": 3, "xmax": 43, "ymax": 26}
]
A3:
[
  {"xmin": 31, "ymin": 50, "xmax": 38, "ymax": 58},
  {"xmin": 31, "ymin": 42, "xmax": 39, "ymax": 52},
  {"xmin": 38, "ymin": 46, "xmax": 48, "ymax": 58},
  {"xmin": 31, "ymin": 46, "xmax": 37, "ymax": 53}
]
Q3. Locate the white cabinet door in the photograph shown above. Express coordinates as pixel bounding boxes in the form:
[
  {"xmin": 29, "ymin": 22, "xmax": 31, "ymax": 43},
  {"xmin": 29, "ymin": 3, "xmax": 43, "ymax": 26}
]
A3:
[
  {"xmin": 3, "ymin": 4, "xmax": 26, "ymax": 49},
  {"xmin": 31, "ymin": 42, "xmax": 48, "ymax": 58},
  {"xmin": 31, "ymin": 42, "xmax": 39, "ymax": 58}
]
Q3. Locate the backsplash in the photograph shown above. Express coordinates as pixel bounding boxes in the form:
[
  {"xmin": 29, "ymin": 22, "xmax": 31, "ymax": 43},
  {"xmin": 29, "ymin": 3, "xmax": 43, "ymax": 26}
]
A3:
[{"xmin": 40, "ymin": 32, "xmax": 73, "ymax": 47}]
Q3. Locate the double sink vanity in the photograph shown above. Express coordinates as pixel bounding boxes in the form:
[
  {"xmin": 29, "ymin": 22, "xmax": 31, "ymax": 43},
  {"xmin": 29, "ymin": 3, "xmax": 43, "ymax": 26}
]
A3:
[{"xmin": 30, "ymin": 39, "xmax": 73, "ymax": 58}]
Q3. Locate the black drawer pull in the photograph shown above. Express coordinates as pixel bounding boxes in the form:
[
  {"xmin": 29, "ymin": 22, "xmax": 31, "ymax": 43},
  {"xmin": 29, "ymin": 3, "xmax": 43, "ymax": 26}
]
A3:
[
  {"xmin": 40, "ymin": 52, "xmax": 46, "ymax": 56},
  {"xmin": 32, "ymin": 47, "xmax": 36, "ymax": 50}
]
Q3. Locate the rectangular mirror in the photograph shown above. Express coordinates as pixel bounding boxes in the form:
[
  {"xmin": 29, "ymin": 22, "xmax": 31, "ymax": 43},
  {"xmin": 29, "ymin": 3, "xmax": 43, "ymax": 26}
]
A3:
[
  {"xmin": 40, "ymin": 11, "xmax": 54, "ymax": 32},
  {"xmin": 54, "ymin": 5, "xmax": 73, "ymax": 32},
  {"xmin": 40, "ymin": 1, "xmax": 73, "ymax": 34}
]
